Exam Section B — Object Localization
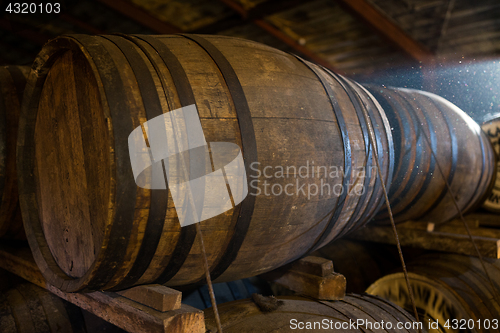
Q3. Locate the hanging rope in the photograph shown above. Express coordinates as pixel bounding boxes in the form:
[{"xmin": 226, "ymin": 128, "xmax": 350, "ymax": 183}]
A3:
[{"xmin": 196, "ymin": 223, "xmax": 223, "ymax": 332}]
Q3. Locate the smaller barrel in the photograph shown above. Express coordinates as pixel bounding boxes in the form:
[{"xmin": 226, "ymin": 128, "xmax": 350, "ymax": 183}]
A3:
[
  {"xmin": 367, "ymin": 253, "xmax": 500, "ymax": 333},
  {"xmin": 204, "ymin": 294, "xmax": 422, "ymax": 332},
  {"xmin": 0, "ymin": 66, "xmax": 29, "ymax": 239},
  {"xmin": 0, "ymin": 269, "xmax": 125, "ymax": 333},
  {"xmin": 481, "ymin": 115, "xmax": 500, "ymax": 212},
  {"xmin": 365, "ymin": 85, "xmax": 495, "ymax": 223}
]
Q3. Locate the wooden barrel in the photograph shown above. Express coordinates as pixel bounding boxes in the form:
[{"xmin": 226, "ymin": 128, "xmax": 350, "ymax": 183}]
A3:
[
  {"xmin": 0, "ymin": 271, "xmax": 124, "ymax": 333},
  {"xmin": 481, "ymin": 116, "xmax": 500, "ymax": 212},
  {"xmin": 204, "ymin": 294, "xmax": 421, "ymax": 332},
  {"xmin": 367, "ymin": 254, "xmax": 500, "ymax": 333},
  {"xmin": 18, "ymin": 34, "xmax": 393, "ymax": 292},
  {"xmin": 365, "ymin": 85, "xmax": 495, "ymax": 223},
  {"xmin": 0, "ymin": 66, "xmax": 29, "ymax": 240}
]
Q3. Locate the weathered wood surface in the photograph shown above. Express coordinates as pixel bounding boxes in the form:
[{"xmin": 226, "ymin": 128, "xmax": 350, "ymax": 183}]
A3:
[
  {"xmin": 262, "ymin": 256, "xmax": 346, "ymax": 300},
  {"xmin": 348, "ymin": 213, "xmax": 500, "ymax": 259},
  {"xmin": 368, "ymin": 253, "xmax": 500, "ymax": 331},
  {"xmin": 204, "ymin": 294, "xmax": 421, "ymax": 332},
  {"xmin": 0, "ymin": 245, "xmax": 205, "ymax": 333},
  {"xmin": 18, "ymin": 34, "xmax": 393, "ymax": 292},
  {"xmin": 0, "ymin": 66, "xmax": 29, "ymax": 240},
  {"xmin": 366, "ymin": 85, "xmax": 495, "ymax": 223}
]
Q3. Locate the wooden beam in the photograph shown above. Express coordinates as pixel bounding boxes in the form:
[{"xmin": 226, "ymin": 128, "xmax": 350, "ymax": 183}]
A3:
[
  {"xmin": 193, "ymin": 0, "xmax": 307, "ymax": 34},
  {"xmin": 216, "ymin": 0, "xmax": 341, "ymax": 73},
  {"xmin": 336, "ymin": 0, "xmax": 433, "ymax": 62},
  {"xmin": 347, "ymin": 215, "xmax": 500, "ymax": 259},
  {"xmin": 97, "ymin": 0, "xmax": 182, "ymax": 34}
]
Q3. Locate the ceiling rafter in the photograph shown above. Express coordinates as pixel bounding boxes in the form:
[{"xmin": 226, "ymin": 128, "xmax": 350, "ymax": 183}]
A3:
[
  {"xmin": 97, "ymin": 0, "xmax": 182, "ymax": 34},
  {"xmin": 193, "ymin": 0, "xmax": 307, "ymax": 34},
  {"xmin": 216, "ymin": 0, "xmax": 341, "ymax": 73},
  {"xmin": 336, "ymin": 0, "xmax": 433, "ymax": 63}
]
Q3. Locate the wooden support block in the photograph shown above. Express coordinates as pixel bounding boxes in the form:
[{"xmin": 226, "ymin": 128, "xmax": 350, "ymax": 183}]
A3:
[
  {"xmin": 272, "ymin": 270, "xmax": 346, "ymax": 301},
  {"xmin": 289, "ymin": 256, "xmax": 334, "ymax": 277},
  {"xmin": 117, "ymin": 284, "xmax": 181, "ymax": 312},
  {"xmin": 0, "ymin": 244, "xmax": 205, "ymax": 333},
  {"xmin": 262, "ymin": 256, "xmax": 346, "ymax": 300}
]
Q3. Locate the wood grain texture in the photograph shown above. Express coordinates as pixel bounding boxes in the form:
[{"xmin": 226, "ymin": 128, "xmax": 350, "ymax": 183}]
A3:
[
  {"xmin": 204, "ymin": 294, "xmax": 420, "ymax": 332},
  {"xmin": 18, "ymin": 34, "xmax": 393, "ymax": 292},
  {"xmin": 366, "ymin": 85, "xmax": 496, "ymax": 223},
  {"xmin": 367, "ymin": 253, "xmax": 500, "ymax": 332},
  {"xmin": 0, "ymin": 66, "xmax": 29, "ymax": 240}
]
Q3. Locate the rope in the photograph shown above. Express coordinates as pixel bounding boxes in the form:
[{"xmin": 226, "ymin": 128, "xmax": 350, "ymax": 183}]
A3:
[{"xmin": 196, "ymin": 223, "xmax": 223, "ymax": 332}]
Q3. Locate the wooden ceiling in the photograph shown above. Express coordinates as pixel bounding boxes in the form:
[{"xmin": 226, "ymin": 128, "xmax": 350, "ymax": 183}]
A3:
[{"xmin": 0, "ymin": 0, "xmax": 499, "ymax": 76}]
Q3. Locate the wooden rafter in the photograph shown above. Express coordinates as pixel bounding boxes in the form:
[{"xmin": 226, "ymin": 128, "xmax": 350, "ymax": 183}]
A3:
[
  {"xmin": 97, "ymin": 0, "xmax": 182, "ymax": 34},
  {"xmin": 193, "ymin": 0, "xmax": 307, "ymax": 34},
  {"xmin": 216, "ymin": 0, "xmax": 340, "ymax": 73},
  {"xmin": 336, "ymin": 0, "xmax": 433, "ymax": 62}
]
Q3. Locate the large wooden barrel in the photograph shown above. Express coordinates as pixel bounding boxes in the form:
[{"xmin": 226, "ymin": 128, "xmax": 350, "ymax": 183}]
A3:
[
  {"xmin": 204, "ymin": 294, "xmax": 422, "ymax": 332},
  {"xmin": 18, "ymin": 34, "xmax": 393, "ymax": 292},
  {"xmin": 367, "ymin": 254, "xmax": 500, "ymax": 333},
  {"xmin": 481, "ymin": 116, "xmax": 500, "ymax": 212},
  {"xmin": 365, "ymin": 85, "xmax": 495, "ymax": 223},
  {"xmin": 0, "ymin": 66, "xmax": 29, "ymax": 240},
  {"xmin": 0, "ymin": 271, "xmax": 124, "ymax": 333}
]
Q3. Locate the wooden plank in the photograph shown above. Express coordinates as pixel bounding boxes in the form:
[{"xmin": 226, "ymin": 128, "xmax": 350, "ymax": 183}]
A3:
[
  {"xmin": 336, "ymin": 0, "xmax": 433, "ymax": 62},
  {"xmin": 348, "ymin": 221, "xmax": 500, "ymax": 259},
  {"xmin": 0, "ymin": 245, "xmax": 205, "ymax": 333},
  {"xmin": 96, "ymin": 0, "xmax": 181, "ymax": 33}
]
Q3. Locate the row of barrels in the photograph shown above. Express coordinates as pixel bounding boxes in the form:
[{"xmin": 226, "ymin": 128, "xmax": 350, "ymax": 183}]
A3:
[
  {"xmin": 0, "ymin": 34, "xmax": 498, "ymax": 292},
  {"xmin": 368, "ymin": 254, "xmax": 500, "ymax": 333}
]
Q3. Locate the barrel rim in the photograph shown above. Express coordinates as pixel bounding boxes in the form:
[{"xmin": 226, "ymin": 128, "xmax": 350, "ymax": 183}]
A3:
[{"xmin": 17, "ymin": 35, "xmax": 117, "ymax": 292}]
